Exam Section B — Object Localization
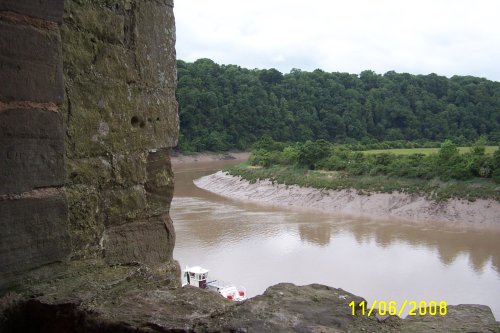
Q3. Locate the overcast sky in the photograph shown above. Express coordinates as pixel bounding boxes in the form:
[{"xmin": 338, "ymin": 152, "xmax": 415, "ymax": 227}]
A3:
[{"xmin": 174, "ymin": 0, "xmax": 500, "ymax": 81}]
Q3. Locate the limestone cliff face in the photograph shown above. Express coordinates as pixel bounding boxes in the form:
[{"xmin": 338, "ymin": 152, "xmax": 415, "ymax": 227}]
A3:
[
  {"xmin": 61, "ymin": 0, "xmax": 179, "ymax": 274},
  {"xmin": 0, "ymin": 0, "xmax": 70, "ymax": 291}
]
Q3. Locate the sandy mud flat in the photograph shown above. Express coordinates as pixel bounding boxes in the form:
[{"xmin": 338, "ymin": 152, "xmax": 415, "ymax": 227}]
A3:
[{"xmin": 195, "ymin": 171, "xmax": 500, "ymax": 230}]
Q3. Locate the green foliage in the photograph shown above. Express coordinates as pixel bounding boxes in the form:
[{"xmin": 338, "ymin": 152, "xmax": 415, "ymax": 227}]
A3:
[
  {"xmin": 362, "ymin": 146, "xmax": 498, "ymax": 156},
  {"xmin": 281, "ymin": 146, "xmax": 299, "ymax": 165},
  {"xmin": 249, "ymin": 149, "xmax": 275, "ymax": 167},
  {"xmin": 492, "ymin": 147, "xmax": 500, "ymax": 169},
  {"xmin": 176, "ymin": 58, "xmax": 500, "ymax": 152},
  {"xmin": 297, "ymin": 140, "xmax": 330, "ymax": 169},
  {"xmin": 492, "ymin": 169, "xmax": 500, "ymax": 183},
  {"xmin": 463, "ymin": 137, "xmax": 492, "ymax": 178},
  {"xmin": 245, "ymin": 140, "xmax": 500, "ymax": 185},
  {"xmin": 435, "ymin": 140, "xmax": 472, "ymax": 180},
  {"xmin": 252, "ymin": 135, "xmax": 286, "ymax": 152},
  {"xmin": 470, "ymin": 136, "xmax": 487, "ymax": 156},
  {"xmin": 206, "ymin": 131, "xmax": 229, "ymax": 151}
]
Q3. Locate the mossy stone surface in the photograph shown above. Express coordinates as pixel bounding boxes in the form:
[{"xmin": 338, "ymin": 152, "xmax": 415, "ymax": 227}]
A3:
[
  {"xmin": 101, "ymin": 186, "xmax": 147, "ymax": 226},
  {"xmin": 62, "ymin": 0, "xmax": 178, "ymax": 267},
  {"xmin": 66, "ymin": 185, "xmax": 103, "ymax": 259},
  {"xmin": 111, "ymin": 152, "xmax": 147, "ymax": 186}
]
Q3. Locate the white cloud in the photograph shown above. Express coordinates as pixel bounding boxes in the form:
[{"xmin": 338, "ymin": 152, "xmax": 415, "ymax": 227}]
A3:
[{"xmin": 174, "ymin": 0, "xmax": 500, "ymax": 81}]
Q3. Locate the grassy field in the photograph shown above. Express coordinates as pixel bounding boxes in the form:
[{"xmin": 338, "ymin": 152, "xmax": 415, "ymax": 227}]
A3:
[
  {"xmin": 362, "ymin": 146, "xmax": 498, "ymax": 155},
  {"xmin": 227, "ymin": 163, "xmax": 500, "ymax": 202}
]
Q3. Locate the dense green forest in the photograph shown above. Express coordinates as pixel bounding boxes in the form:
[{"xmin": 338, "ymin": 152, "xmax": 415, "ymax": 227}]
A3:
[{"xmin": 176, "ymin": 58, "xmax": 500, "ymax": 152}]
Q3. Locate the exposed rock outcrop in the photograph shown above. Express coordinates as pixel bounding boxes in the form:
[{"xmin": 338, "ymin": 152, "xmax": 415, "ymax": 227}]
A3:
[{"xmin": 1, "ymin": 275, "xmax": 498, "ymax": 332}]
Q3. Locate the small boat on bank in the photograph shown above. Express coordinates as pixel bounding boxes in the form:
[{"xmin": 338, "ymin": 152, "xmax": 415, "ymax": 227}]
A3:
[{"xmin": 181, "ymin": 266, "xmax": 247, "ymax": 301}]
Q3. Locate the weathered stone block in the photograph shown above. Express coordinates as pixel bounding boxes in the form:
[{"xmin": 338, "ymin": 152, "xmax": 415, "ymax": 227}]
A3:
[
  {"xmin": 145, "ymin": 148, "xmax": 174, "ymax": 216},
  {"xmin": 63, "ymin": 1, "xmax": 124, "ymax": 44},
  {"xmin": 67, "ymin": 157, "xmax": 112, "ymax": 187},
  {"xmin": 112, "ymin": 152, "xmax": 147, "ymax": 186},
  {"xmin": 135, "ymin": 88, "xmax": 179, "ymax": 149},
  {"xmin": 135, "ymin": 1, "xmax": 176, "ymax": 88},
  {"xmin": 64, "ymin": 77, "xmax": 117, "ymax": 159},
  {"xmin": 0, "ymin": 189, "xmax": 70, "ymax": 291},
  {"xmin": 158, "ymin": 259, "xmax": 181, "ymax": 288},
  {"xmin": 61, "ymin": 0, "xmax": 179, "ymax": 268},
  {"xmin": 60, "ymin": 27, "xmax": 97, "ymax": 77},
  {"xmin": 65, "ymin": 78, "xmax": 178, "ymax": 158},
  {"xmin": 101, "ymin": 186, "xmax": 147, "ymax": 226},
  {"xmin": 103, "ymin": 216, "xmax": 175, "ymax": 265},
  {"xmin": 0, "ymin": 0, "xmax": 64, "ymax": 24},
  {"xmin": 0, "ymin": 109, "xmax": 65, "ymax": 195},
  {"xmin": 93, "ymin": 43, "xmax": 137, "ymax": 82},
  {"xmin": 66, "ymin": 185, "xmax": 103, "ymax": 259},
  {"xmin": 0, "ymin": 20, "xmax": 63, "ymax": 104}
]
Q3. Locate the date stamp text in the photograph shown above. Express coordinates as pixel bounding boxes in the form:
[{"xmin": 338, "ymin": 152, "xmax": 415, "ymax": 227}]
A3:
[{"xmin": 349, "ymin": 300, "xmax": 447, "ymax": 317}]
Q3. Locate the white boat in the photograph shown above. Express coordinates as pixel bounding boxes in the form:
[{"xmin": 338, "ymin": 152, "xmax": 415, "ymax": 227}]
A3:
[{"xmin": 181, "ymin": 266, "xmax": 247, "ymax": 301}]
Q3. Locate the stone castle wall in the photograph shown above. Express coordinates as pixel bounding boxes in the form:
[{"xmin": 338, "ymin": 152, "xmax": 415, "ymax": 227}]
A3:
[
  {"xmin": 0, "ymin": 0, "xmax": 180, "ymax": 290},
  {"xmin": 0, "ymin": 0, "xmax": 70, "ymax": 291},
  {"xmin": 62, "ymin": 0, "xmax": 179, "ymax": 274}
]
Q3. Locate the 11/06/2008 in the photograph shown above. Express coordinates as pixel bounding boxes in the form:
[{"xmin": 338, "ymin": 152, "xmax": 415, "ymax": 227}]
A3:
[{"xmin": 349, "ymin": 300, "xmax": 447, "ymax": 317}]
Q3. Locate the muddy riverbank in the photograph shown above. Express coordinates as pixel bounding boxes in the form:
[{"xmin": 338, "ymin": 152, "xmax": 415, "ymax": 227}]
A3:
[{"xmin": 195, "ymin": 171, "xmax": 500, "ymax": 230}]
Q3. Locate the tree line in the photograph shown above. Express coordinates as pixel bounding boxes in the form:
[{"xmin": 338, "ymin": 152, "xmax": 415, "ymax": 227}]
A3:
[
  {"xmin": 249, "ymin": 137, "xmax": 500, "ymax": 183},
  {"xmin": 176, "ymin": 58, "xmax": 500, "ymax": 152}
]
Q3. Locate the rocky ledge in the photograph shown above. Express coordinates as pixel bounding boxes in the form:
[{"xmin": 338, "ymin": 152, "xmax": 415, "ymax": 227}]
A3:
[{"xmin": 1, "ymin": 261, "xmax": 498, "ymax": 333}]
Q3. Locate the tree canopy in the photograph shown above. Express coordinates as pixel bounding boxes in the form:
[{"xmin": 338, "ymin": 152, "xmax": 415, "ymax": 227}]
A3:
[{"xmin": 176, "ymin": 58, "xmax": 500, "ymax": 152}]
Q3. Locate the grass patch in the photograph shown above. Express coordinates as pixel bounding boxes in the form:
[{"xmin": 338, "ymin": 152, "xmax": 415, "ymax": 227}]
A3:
[{"xmin": 226, "ymin": 164, "xmax": 500, "ymax": 202}]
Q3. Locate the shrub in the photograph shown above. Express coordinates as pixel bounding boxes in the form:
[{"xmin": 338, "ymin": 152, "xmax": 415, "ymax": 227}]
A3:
[
  {"xmin": 492, "ymin": 169, "xmax": 500, "ymax": 183},
  {"xmin": 253, "ymin": 135, "xmax": 286, "ymax": 152},
  {"xmin": 374, "ymin": 153, "xmax": 396, "ymax": 166},
  {"xmin": 297, "ymin": 140, "xmax": 331, "ymax": 169},
  {"xmin": 492, "ymin": 147, "xmax": 500, "ymax": 169},
  {"xmin": 249, "ymin": 149, "xmax": 272, "ymax": 167},
  {"xmin": 435, "ymin": 140, "xmax": 472, "ymax": 180},
  {"xmin": 280, "ymin": 146, "xmax": 299, "ymax": 165}
]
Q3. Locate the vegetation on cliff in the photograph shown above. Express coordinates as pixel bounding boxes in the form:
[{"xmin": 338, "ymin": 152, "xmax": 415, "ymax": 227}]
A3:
[
  {"xmin": 177, "ymin": 58, "xmax": 500, "ymax": 152},
  {"xmin": 227, "ymin": 137, "xmax": 500, "ymax": 201}
]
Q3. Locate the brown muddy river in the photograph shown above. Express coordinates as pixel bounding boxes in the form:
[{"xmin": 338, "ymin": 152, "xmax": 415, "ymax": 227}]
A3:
[{"xmin": 171, "ymin": 159, "xmax": 500, "ymax": 319}]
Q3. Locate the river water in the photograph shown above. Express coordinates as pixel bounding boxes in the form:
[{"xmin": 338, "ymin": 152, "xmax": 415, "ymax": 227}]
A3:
[{"xmin": 171, "ymin": 159, "xmax": 500, "ymax": 319}]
